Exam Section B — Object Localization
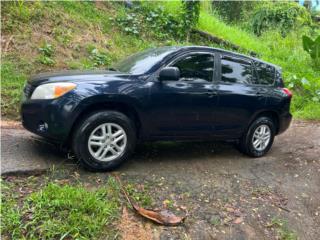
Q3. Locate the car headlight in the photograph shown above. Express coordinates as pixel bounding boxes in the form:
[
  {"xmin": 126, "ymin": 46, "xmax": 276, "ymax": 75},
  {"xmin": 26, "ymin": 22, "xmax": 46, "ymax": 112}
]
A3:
[{"xmin": 31, "ymin": 82, "xmax": 77, "ymax": 99}]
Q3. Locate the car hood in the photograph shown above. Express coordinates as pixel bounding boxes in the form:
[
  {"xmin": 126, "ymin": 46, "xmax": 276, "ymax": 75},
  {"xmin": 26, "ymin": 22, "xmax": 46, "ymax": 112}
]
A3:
[{"xmin": 28, "ymin": 70, "xmax": 132, "ymax": 86}]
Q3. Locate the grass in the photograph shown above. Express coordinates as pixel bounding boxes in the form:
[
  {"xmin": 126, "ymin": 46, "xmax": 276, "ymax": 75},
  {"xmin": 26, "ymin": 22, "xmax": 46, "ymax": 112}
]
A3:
[
  {"xmin": 1, "ymin": 177, "xmax": 121, "ymax": 239},
  {"xmin": 1, "ymin": 62, "xmax": 28, "ymax": 118},
  {"xmin": 0, "ymin": 174, "xmax": 156, "ymax": 239},
  {"xmin": 125, "ymin": 182, "xmax": 154, "ymax": 208},
  {"xmin": 1, "ymin": 1, "xmax": 319, "ymax": 119},
  {"xmin": 0, "ymin": 181, "xmax": 23, "ymax": 239}
]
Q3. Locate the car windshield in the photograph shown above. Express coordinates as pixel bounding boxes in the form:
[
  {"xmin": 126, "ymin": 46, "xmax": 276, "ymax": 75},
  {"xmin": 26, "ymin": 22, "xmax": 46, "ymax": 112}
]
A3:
[{"xmin": 112, "ymin": 47, "xmax": 178, "ymax": 74}]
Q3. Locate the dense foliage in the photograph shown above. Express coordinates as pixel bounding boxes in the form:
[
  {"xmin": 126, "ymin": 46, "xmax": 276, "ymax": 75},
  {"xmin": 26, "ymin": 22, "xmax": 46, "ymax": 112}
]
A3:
[
  {"xmin": 303, "ymin": 35, "xmax": 320, "ymax": 66},
  {"xmin": 250, "ymin": 2, "xmax": 312, "ymax": 36},
  {"xmin": 211, "ymin": 1, "xmax": 257, "ymax": 23},
  {"xmin": 114, "ymin": 1, "xmax": 200, "ymax": 40},
  {"xmin": 1, "ymin": 1, "xmax": 319, "ymax": 119},
  {"xmin": 182, "ymin": 0, "xmax": 200, "ymax": 32}
]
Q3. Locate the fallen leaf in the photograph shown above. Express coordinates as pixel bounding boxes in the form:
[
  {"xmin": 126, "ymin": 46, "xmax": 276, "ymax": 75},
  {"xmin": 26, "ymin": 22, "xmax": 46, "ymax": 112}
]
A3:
[
  {"xmin": 114, "ymin": 175, "xmax": 186, "ymax": 226},
  {"xmin": 233, "ymin": 217, "xmax": 243, "ymax": 224}
]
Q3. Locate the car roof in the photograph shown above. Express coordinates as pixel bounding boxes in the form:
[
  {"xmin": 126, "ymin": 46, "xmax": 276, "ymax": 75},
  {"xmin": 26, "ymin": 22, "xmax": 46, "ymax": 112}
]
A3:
[{"xmin": 158, "ymin": 46, "xmax": 281, "ymax": 70}]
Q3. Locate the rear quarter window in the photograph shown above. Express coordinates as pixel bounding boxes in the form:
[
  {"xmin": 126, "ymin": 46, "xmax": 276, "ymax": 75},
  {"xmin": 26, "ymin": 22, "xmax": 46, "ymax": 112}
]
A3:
[
  {"xmin": 220, "ymin": 55, "xmax": 259, "ymax": 85},
  {"xmin": 255, "ymin": 62, "xmax": 275, "ymax": 85}
]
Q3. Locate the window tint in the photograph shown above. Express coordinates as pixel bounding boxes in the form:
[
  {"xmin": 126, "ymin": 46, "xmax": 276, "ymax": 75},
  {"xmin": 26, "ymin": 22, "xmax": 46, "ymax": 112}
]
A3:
[
  {"xmin": 255, "ymin": 62, "xmax": 275, "ymax": 85},
  {"xmin": 221, "ymin": 56, "xmax": 254, "ymax": 84},
  {"xmin": 172, "ymin": 54, "xmax": 214, "ymax": 82}
]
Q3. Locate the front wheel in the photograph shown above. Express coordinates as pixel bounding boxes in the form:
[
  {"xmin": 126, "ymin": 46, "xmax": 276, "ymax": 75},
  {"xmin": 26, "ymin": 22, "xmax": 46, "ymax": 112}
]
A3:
[
  {"xmin": 238, "ymin": 116, "xmax": 275, "ymax": 157},
  {"xmin": 72, "ymin": 111, "xmax": 136, "ymax": 171}
]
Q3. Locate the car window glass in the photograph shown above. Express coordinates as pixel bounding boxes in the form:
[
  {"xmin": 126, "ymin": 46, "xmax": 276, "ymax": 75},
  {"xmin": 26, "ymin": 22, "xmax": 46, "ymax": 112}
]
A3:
[
  {"xmin": 255, "ymin": 62, "xmax": 275, "ymax": 85},
  {"xmin": 221, "ymin": 57, "xmax": 253, "ymax": 84},
  {"xmin": 171, "ymin": 54, "xmax": 214, "ymax": 82},
  {"xmin": 113, "ymin": 47, "xmax": 178, "ymax": 74}
]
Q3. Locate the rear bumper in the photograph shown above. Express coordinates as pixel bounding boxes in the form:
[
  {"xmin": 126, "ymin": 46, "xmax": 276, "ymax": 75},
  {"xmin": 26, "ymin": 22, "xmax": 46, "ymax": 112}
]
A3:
[{"xmin": 277, "ymin": 112, "xmax": 292, "ymax": 135}]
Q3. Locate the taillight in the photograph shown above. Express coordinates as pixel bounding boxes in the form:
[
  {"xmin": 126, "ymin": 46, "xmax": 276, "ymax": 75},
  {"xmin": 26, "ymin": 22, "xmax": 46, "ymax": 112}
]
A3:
[{"xmin": 281, "ymin": 88, "xmax": 293, "ymax": 98}]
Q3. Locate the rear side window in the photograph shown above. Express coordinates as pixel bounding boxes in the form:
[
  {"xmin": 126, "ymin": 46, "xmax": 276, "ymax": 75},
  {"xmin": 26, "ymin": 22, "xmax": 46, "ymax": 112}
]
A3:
[
  {"xmin": 172, "ymin": 53, "xmax": 214, "ymax": 82},
  {"xmin": 221, "ymin": 56, "xmax": 256, "ymax": 84},
  {"xmin": 255, "ymin": 62, "xmax": 275, "ymax": 85}
]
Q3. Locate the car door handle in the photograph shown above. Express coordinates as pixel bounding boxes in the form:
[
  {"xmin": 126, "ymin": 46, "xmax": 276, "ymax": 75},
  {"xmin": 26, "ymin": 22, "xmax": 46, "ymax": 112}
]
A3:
[{"xmin": 206, "ymin": 90, "xmax": 217, "ymax": 97}]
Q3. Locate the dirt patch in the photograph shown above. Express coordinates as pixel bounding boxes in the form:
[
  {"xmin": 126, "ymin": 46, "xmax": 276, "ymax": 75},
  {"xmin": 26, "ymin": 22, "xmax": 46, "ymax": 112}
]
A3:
[
  {"xmin": 118, "ymin": 207, "xmax": 154, "ymax": 240},
  {"xmin": 1, "ymin": 120, "xmax": 23, "ymax": 129}
]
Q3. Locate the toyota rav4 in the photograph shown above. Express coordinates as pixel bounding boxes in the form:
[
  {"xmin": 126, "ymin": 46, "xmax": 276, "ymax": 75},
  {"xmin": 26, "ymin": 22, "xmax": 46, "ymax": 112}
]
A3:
[{"xmin": 21, "ymin": 46, "xmax": 292, "ymax": 171}]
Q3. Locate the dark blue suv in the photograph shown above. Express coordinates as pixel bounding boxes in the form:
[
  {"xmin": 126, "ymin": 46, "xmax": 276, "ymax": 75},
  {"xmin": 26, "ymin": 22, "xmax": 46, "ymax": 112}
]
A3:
[{"xmin": 21, "ymin": 46, "xmax": 292, "ymax": 171}]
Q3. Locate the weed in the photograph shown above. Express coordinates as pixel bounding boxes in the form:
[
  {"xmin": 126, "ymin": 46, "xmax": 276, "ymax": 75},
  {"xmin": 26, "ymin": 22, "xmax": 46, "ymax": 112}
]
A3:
[
  {"xmin": 210, "ymin": 216, "xmax": 221, "ymax": 226},
  {"xmin": 125, "ymin": 183, "xmax": 153, "ymax": 208},
  {"xmin": 38, "ymin": 43, "xmax": 55, "ymax": 66},
  {"xmin": 270, "ymin": 218, "xmax": 298, "ymax": 240},
  {"xmin": 89, "ymin": 48, "xmax": 111, "ymax": 67}
]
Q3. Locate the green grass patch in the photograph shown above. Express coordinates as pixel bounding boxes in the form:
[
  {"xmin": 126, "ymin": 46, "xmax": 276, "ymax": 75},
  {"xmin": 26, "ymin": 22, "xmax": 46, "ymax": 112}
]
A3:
[
  {"xmin": 1, "ymin": 178, "xmax": 121, "ymax": 240},
  {"xmin": 1, "ymin": 61, "xmax": 28, "ymax": 119},
  {"xmin": 270, "ymin": 218, "xmax": 298, "ymax": 240},
  {"xmin": 0, "ymin": 181, "xmax": 23, "ymax": 239}
]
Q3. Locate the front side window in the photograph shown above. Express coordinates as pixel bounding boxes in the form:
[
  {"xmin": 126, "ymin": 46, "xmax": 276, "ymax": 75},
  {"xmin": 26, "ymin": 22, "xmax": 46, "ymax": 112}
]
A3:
[
  {"xmin": 255, "ymin": 62, "xmax": 275, "ymax": 85},
  {"xmin": 171, "ymin": 53, "xmax": 214, "ymax": 82},
  {"xmin": 221, "ymin": 56, "xmax": 254, "ymax": 84}
]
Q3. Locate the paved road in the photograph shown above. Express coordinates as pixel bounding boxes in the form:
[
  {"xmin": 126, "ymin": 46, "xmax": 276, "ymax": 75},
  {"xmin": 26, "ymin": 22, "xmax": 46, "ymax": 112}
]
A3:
[{"xmin": 1, "ymin": 127, "xmax": 74, "ymax": 175}]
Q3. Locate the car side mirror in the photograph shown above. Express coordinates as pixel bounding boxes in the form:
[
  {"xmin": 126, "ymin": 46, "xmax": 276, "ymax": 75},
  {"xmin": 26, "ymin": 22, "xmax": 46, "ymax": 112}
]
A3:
[{"xmin": 159, "ymin": 67, "xmax": 180, "ymax": 81}]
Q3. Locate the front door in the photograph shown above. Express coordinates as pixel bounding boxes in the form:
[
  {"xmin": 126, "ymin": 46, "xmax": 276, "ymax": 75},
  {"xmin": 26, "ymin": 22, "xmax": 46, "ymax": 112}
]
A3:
[{"xmin": 148, "ymin": 52, "xmax": 218, "ymax": 138}]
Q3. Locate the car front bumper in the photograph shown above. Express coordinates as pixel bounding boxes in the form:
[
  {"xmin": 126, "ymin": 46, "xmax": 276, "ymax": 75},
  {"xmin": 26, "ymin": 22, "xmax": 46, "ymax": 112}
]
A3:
[{"xmin": 21, "ymin": 95, "xmax": 79, "ymax": 143}]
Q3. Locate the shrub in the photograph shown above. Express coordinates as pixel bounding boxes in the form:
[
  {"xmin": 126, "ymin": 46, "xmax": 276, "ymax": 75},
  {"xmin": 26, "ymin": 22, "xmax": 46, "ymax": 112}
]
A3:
[
  {"xmin": 113, "ymin": 4, "xmax": 185, "ymax": 39},
  {"xmin": 251, "ymin": 2, "xmax": 311, "ymax": 36},
  {"xmin": 211, "ymin": 1, "xmax": 257, "ymax": 23},
  {"xmin": 113, "ymin": 2, "xmax": 199, "ymax": 40},
  {"xmin": 89, "ymin": 48, "xmax": 111, "ymax": 67}
]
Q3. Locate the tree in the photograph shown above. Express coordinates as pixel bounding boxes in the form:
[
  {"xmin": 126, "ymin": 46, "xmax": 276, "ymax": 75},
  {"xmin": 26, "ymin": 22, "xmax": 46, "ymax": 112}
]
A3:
[{"xmin": 182, "ymin": 0, "xmax": 200, "ymax": 40}]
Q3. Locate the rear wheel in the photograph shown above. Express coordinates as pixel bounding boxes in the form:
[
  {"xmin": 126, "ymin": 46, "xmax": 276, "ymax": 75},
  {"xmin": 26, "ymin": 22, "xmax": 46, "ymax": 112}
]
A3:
[
  {"xmin": 73, "ymin": 111, "xmax": 136, "ymax": 171},
  {"xmin": 238, "ymin": 116, "xmax": 275, "ymax": 157}
]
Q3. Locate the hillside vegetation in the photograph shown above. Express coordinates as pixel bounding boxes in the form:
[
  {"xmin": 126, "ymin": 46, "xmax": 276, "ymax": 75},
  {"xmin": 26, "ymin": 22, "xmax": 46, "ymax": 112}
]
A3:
[{"xmin": 1, "ymin": 1, "xmax": 319, "ymax": 119}]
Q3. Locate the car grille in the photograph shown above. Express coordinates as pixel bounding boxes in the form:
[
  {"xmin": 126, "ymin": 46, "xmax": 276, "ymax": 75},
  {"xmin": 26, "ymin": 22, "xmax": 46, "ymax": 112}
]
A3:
[{"xmin": 23, "ymin": 83, "xmax": 35, "ymax": 99}]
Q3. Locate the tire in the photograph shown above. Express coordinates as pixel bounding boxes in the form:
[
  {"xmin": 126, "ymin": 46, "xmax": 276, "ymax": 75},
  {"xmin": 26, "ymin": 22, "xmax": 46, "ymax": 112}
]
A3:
[
  {"xmin": 72, "ymin": 111, "xmax": 136, "ymax": 171},
  {"xmin": 238, "ymin": 116, "xmax": 275, "ymax": 157}
]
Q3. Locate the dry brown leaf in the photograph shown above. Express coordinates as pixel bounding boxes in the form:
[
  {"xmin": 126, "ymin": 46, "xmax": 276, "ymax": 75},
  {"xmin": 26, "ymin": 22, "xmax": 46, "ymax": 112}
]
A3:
[{"xmin": 114, "ymin": 175, "xmax": 186, "ymax": 226}]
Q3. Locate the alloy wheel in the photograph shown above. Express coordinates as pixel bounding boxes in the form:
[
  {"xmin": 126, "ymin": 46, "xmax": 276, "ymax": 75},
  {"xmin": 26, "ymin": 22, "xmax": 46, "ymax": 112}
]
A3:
[
  {"xmin": 88, "ymin": 123, "xmax": 127, "ymax": 162},
  {"xmin": 252, "ymin": 124, "xmax": 271, "ymax": 151}
]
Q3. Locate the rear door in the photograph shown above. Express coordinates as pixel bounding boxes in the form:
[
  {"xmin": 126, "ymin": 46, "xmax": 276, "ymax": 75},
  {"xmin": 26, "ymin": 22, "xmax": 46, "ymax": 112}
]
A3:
[{"xmin": 214, "ymin": 54, "xmax": 267, "ymax": 138}]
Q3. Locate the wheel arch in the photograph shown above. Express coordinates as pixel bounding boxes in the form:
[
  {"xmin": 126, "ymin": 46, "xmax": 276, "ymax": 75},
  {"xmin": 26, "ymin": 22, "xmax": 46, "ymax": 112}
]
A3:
[
  {"xmin": 66, "ymin": 100, "xmax": 142, "ymax": 146},
  {"xmin": 249, "ymin": 110, "xmax": 280, "ymax": 134}
]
